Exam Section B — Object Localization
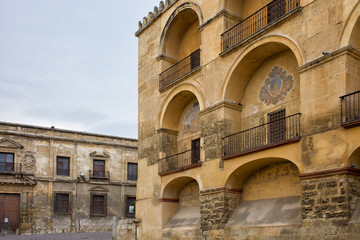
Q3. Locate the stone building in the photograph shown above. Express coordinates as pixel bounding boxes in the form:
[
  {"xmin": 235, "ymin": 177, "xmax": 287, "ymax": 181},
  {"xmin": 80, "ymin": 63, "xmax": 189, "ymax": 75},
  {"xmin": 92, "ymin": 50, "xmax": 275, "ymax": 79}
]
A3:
[
  {"xmin": 0, "ymin": 122, "xmax": 138, "ymax": 235},
  {"xmin": 135, "ymin": 0, "xmax": 360, "ymax": 239}
]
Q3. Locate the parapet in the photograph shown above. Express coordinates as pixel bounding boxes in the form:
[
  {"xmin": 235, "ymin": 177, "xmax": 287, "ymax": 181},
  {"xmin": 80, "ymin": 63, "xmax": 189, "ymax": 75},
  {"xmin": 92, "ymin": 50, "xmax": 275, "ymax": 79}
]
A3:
[{"xmin": 135, "ymin": 0, "xmax": 178, "ymax": 37}]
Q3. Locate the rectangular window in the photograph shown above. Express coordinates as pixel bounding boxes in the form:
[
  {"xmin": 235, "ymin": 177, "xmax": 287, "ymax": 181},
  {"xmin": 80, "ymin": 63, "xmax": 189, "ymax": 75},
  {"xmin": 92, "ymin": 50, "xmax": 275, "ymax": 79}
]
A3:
[
  {"xmin": 54, "ymin": 193, "xmax": 70, "ymax": 214},
  {"xmin": 127, "ymin": 163, "xmax": 137, "ymax": 181},
  {"xmin": 126, "ymin": 197, "xmax": 136, "ymax": 218},
  {"xmin": 93, "ymin": 160, "xmax": 105, "ymax": 178},
  {"xmin": 56, "ymin": 156, "xmax": 70, "ymax": 176},
  {"xmin": 90, "ymin": 194, "xmax": 107, "ymax": 216},
  {"xmin": 0, "ymin": 152, "xmax": 14, "ymax": 172},
  {"xmin": 191, "ymin": 138, "xmax": 200, "ymax": 164}
]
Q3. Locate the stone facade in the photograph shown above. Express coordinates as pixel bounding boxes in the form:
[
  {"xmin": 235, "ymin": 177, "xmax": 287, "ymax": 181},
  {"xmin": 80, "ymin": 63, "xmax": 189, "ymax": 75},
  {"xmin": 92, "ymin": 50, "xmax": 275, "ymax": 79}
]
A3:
[
  {"xmin": 136, "ymin": 0, "xmax": 360, "ymax": 239},
  {"xmin": 0, "ymin": 122, "xmax": 137, "ymax": 235}
]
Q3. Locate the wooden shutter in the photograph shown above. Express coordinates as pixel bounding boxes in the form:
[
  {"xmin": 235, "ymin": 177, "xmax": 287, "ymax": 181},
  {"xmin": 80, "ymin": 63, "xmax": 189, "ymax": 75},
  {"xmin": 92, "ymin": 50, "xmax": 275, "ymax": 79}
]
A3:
[{"xmin": 268, "ymin": 109, "xmax": 286, "ymax": 144}]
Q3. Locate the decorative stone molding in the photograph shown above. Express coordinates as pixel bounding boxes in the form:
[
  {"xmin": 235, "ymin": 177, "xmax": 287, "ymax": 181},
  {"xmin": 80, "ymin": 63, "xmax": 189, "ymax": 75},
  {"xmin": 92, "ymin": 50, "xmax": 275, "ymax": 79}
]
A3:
[
  {"xmin": 23, "ymin": 153, "xmax": 36, "ymax": 173},
  {"xmin": 89, "ymin": 151, "xmax": 110, "ymax": 158},
  {"xmin": 89, "ymin": 186, "xmax": 109, "ymax": 192},
  {"xmin": 0, "ymin": 137, "xmax": 24, "ymax": 149}
]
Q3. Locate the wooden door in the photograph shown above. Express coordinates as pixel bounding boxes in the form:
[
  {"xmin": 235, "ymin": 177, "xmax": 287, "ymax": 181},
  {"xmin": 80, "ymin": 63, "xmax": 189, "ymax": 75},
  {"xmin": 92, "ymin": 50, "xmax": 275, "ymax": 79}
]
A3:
[
  {"xmin": 268, "ymin": 109, "xmax": 286, "ymax": 144},
  {"xmin": 0, "ymin": 194, "xmax": 20, "ymax": 234}
]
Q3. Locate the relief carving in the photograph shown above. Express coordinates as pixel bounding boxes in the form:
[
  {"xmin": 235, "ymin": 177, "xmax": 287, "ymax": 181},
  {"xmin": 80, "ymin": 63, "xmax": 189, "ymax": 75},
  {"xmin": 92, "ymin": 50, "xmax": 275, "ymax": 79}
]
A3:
[
  {"xmin": 259, "ymin": 66, "xmax": 294, "ymax": 106},
  {"xmin": 23, "ymin": 153, "xmax": 36, "ymax": 172}
]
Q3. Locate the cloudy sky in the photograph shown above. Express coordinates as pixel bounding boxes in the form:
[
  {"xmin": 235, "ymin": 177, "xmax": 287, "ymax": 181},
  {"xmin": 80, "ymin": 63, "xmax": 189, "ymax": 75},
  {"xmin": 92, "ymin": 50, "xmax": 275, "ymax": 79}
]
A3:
[{"xmin": 0, "ymin": 0, "xmax": 159, "ymax": 139}]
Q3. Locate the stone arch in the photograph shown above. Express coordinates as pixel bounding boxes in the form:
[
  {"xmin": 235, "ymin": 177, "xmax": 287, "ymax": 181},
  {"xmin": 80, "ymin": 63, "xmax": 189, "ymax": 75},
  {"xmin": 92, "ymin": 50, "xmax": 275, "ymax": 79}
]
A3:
[
  {"xmin": 161, "ymin": 176, "xmax": 201, "ymax": 199},
  {"xmin": 225, "ymin": 157, "xmax": 301, "ymax": 191},
  {"xmin": 221, "ymin": 35, "xmax": 304, "ymax": 104},
  {"xmin": 160, "ymin": 176, "xmax": 201, "ymax": 234},
  {"xmin": 224, "ymin": 158, "xmax": 302, "ymax": 228},
  {"xmin": 159, "ymin": 2, "xmax": 203, "ymax": 60},
  {"xmin": 348, "ymin": 146, "xmax": 360, "ymax": 169},
  {"xmin": 338, "ymin": 1, "xmax": 360, "ymax": 49},
  {"xmin": 159, "ymin": 83, "xmax": 204, "ymax": 130}
]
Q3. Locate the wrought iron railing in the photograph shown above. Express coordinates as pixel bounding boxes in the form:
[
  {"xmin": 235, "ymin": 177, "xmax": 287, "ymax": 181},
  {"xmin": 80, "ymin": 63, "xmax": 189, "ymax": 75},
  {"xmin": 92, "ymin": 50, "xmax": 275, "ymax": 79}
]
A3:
[
  {"xmin": 158, "ymin": 147, "xmax": 201, "ymax": 175},
  {"xmin": 159, "ymin": 49, "xmax": 200, "ymax": 90},
  {"xmin": 223, "ymin": 113, "xmax": 301, "ymax": 158},
  {"xmin": 89, "ymin": 170, "xmax": 110, "ymax": 179},
  {"xmin": 340, "ymin": 90, "xmax": 360, "ymax": 127},
  {"xmin": 221, "ymin": 0, "xmax": 300, "ymax": 52},
  {"xmin": 0, "ymin": 163, "xmax": 22, "ymax": 173}
]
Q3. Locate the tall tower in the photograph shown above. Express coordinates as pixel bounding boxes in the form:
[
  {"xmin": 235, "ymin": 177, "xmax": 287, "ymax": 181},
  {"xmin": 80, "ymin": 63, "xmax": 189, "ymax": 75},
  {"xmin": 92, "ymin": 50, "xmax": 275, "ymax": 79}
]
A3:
[{"xmin": 136, "ymin": 0, "xmax": 360, "ymax": 239}]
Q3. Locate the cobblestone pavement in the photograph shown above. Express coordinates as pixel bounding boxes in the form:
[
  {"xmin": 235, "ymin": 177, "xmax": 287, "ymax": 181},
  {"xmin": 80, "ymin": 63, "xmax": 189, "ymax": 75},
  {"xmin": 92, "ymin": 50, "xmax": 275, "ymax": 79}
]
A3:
[{"xmin": 0, "ymin": 232, "xmax": 112, "ymax": 240}]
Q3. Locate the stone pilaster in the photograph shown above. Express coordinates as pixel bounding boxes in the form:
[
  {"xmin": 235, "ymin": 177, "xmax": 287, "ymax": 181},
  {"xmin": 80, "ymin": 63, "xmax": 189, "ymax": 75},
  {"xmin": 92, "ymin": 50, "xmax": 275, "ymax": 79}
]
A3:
[
  {"xmin": 157, "ymin": 128, "xmax": 178, "ymax": 157},
  {"xmin": 199, "ymin": 189, "xmax": 241, "ymax": 231},
  {"xmin": 200, "ymin": 101, "xmax": 241, "ymax": 161},
  {"xmin": 299, "ymin": 168, "xmax": 360, "ymax": 239}
]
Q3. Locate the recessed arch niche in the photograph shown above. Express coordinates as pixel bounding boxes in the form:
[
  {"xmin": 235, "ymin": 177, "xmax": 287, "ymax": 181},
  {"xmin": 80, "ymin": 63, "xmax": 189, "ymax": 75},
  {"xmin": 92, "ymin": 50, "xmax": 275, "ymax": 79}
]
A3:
[
  {"xmin": 159, "ymin": 3, "xmax": 202, "ymax": 71},
  {"xmin": 225, "ymin": 158, "xmax": 302, "ymax": 227},
  {"xmin": 161, "ymin": 177, "xmax": 201, "ymax": 237}
]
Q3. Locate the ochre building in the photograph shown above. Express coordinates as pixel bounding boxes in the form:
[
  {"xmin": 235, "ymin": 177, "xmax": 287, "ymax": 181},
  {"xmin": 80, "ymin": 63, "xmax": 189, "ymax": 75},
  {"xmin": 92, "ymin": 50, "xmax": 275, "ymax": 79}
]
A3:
[
  {"xmin": 0, "ymin": 122, "xmax": 138, "ymax": 235},
  {"xmin": 135, "ymin": 0, "xmax": 360, "ymax": 239}
]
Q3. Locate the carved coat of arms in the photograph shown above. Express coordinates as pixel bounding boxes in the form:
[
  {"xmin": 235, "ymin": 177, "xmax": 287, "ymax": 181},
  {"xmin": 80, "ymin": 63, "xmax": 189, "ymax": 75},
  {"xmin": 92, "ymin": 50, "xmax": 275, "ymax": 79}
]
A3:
[{"xmin": 259, "ymin": 66, "xmax": 294, "ymax": 106}]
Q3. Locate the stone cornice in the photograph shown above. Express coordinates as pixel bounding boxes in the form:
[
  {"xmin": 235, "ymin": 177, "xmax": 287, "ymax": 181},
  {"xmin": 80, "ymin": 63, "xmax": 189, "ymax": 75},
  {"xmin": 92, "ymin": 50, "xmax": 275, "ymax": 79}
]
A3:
[
  {"xmin": 199, "ymin": 9, "xmax": 241, "ymax": 31},
  {"xmin": 156, "ymin": 53, "xmax": 178, "ymax": 63},
  {"xmin": 0, "ymin": 121, "xmax": 137, "ymax": 142},
  {"xmin": 33, "ymin": 177, "xmax": 137, "ymax": 187},
  {"xmin": 156, "ymin": 128, "xmax": 179, "ymax": 135},
  {"xmin": 0, "ymin": 130, "xmax": 138, "ymax": 150},
  {"xmin": 200, "ymin": 187, "xmax": 241, "ymax": 195},
  {"xmin": 298, "ymin": 46, "xmax": 360, "ymax": 73},
  {"xmin": 199, "ymin": 101, "xmax": 242, "ymax": 116},
  {"xmin": 299, "ymin": 167, "xmax": 360, "ymax": 180}
]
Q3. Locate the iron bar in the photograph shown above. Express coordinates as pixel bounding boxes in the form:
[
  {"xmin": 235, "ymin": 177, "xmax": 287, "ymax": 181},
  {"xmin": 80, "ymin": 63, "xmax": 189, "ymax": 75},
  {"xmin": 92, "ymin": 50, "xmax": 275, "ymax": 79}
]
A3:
[
  {"xmin": 89, "ymin": 170, "xmax": 110, "ymax": 179},
  {"xmin": 340, "ymin": 90, "xmax": 360, "ymax": 125},
  {"xmin": 158, "ymin": 147, "xmax": 201, "ymax": 175},
  {"xmin": 221, "ymin": 0, "xmax": 300, "ymax": 52},
  {"xmin": 159, "ymin": 49, "xmax": 200, "ymax": 90},
  {"xmin": 223, "ymin": 113, "xmax": 301, "ymax": 157}
]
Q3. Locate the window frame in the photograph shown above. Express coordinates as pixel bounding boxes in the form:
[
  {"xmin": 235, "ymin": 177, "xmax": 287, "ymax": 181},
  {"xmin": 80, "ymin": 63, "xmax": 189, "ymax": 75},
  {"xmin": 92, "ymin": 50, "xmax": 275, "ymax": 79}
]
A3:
[
  {"xmin": 53, "ymin": 192, "xmax": 71, "ymax": 215},
  {"xmin": 127, "ymin": 162, "xmax": 138, "ymax": 181},
  {"xmin": 126, "ymin": 196, "xmax": 136, "ymax": 218},
  {"xmin": 0, "ymin": 152, "xmax": 15, "ymax": 172},
  {"xmin": 56, "ymin": 156, "xmax": 70, "ymax": 176},
  {"xmin": 93, "ymin": 159, "xmax": 106, "ymax": 178},
  {"xmin": 90, "ymin": 193, "xmax": 107, "ymax": 217}
]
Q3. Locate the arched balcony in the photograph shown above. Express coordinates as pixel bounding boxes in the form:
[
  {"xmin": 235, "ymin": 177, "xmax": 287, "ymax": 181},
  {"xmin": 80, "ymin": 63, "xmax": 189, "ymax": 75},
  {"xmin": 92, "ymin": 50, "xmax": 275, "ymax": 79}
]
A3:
[
  {"xmin": 158, "ymin": 89, "xmax": 203, "ymax": 175},
  {"xmin": 222, "ymin": 38, "xmax": 302, "ymax": 159},
  {"xmin": 159, "ymin": 5, "xmax": 202, "ymax": 90}
]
